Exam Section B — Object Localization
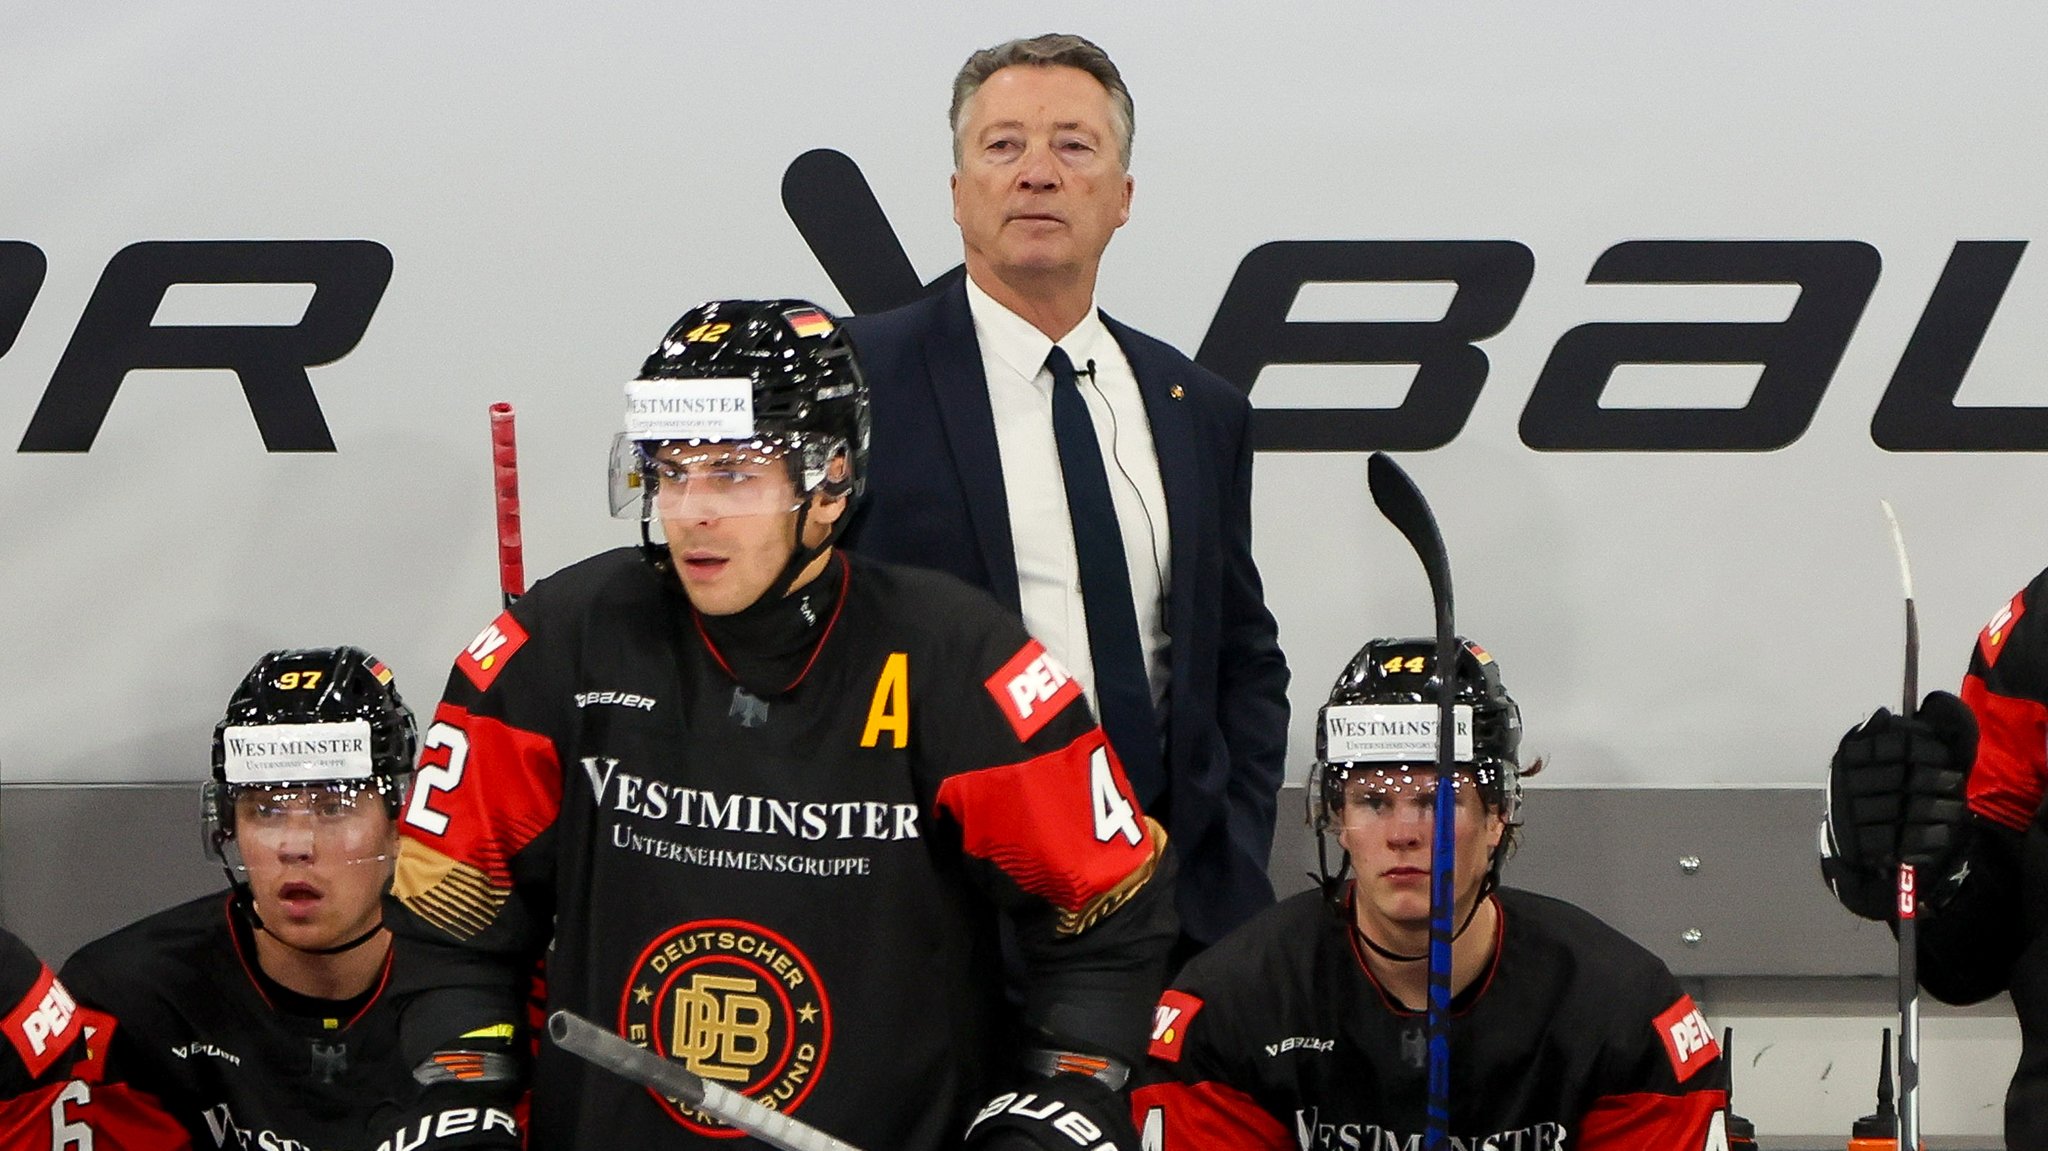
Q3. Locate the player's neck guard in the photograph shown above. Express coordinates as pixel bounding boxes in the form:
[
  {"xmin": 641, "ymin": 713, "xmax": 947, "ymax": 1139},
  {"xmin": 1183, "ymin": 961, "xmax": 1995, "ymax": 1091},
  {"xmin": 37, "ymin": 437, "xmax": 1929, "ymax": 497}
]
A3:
[{"xmin": 693, "ymin": 553, "xmax": 849, "ymax": 697}]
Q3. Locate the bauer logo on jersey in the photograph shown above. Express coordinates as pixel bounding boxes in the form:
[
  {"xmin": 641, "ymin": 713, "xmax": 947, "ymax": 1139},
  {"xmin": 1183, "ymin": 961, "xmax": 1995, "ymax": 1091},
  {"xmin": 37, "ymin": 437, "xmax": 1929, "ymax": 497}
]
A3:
[
  {"xmin": 4, "ymin": 965, "xmax": 79, "ymax": 1079},
  {"xmin": 221, "ymin": 720, "xmax": 373, "ymax": 783},
  {"xmin": 457, "ymin": 611, "xmax": 530, "ymax": 691},
  {"xmin": 1322, "ymin": 703, "xmax": 1474, "ymax": 763},
  {"xmin": 1979, "ymin": 590, "xmax": 2026, "ymax": 668},
  {"xmin": 624, "ymin": 377, "xmax": 755, "ymax": 441},
  {"xmin": 1147, "ymin": 989, "xmax": 1204, "ymax": 1063},
  {"xmin": 1653, "ymin": 994, "xmax": 1720, "ymax": 1083},
  {"xmin": 985, "ymin": 639, "xmax": 1084, "ymax": 742},
  {"xmin": 622, "ymin": 920, "xmax": 830, "ymax": 1138}
]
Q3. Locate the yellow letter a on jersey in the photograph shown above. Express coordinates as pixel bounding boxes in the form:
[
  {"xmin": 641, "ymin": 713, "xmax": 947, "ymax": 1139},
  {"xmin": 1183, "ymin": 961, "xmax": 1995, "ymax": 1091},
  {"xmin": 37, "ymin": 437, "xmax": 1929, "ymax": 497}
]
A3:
[{"xmin": 861, "ymin": 652, "xmax": 910, "ymax": 748}]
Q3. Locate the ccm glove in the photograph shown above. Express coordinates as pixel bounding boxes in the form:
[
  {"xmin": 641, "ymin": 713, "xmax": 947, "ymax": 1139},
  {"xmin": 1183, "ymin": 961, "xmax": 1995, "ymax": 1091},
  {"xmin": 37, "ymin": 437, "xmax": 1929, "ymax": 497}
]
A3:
[
  {"xmin": 964, "ymin": 1071, "xmax": 1141, "ymax": 1151},
  {"xmin": 1821, "ymin": 690, "xmax": 1975, "ymax": 921}
]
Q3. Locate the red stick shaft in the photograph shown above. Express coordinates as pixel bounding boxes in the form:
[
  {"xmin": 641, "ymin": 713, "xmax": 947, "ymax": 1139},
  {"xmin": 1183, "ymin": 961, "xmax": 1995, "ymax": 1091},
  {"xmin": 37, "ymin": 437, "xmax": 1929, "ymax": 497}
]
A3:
[{"xmin": 490, "ymin": 402, "xmax": 525, "ymax": 607}]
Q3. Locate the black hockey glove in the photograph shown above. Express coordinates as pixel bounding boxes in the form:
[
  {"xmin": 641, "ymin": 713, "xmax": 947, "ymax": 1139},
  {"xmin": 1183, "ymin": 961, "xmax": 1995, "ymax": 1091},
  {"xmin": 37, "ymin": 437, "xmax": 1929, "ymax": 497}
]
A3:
[
  {"xmin": 963, "ymin": 1071, "xmax": 1141, "ymax": 1151},
  {"xmin": 1821, "ymin": 690, "xmax": 1975, "ymax": 921}
]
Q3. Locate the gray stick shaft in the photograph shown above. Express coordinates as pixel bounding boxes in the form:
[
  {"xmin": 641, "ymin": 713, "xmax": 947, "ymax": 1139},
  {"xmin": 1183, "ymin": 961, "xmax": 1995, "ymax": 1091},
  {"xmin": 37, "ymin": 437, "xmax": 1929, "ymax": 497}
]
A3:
[
  {"xmin": 547, "ymin": 1011, "xmax": 866, "ymax": 1151},
  {"xmin": 1900, "ymin": 866, "xmax": 1920, "ymax": 1149},
  {"xmin": 1882, "ymin": 500, "xmax": 1921, "ymax": 1150}
]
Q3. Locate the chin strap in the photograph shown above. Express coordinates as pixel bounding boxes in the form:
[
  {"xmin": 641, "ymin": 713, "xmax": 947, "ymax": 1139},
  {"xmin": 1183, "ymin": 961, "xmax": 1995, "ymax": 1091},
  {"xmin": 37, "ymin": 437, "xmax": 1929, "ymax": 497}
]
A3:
[
  {"xmin": 235, "ymin": 888, "xmax": 386, "ymax": 957},
  {"xmin": 772, "ymin": 499, "xmax": 831, "ymax": 600},
  {"xmin": 1348, "ymin": 888, "xmax": 1489, "ymax": 965}
]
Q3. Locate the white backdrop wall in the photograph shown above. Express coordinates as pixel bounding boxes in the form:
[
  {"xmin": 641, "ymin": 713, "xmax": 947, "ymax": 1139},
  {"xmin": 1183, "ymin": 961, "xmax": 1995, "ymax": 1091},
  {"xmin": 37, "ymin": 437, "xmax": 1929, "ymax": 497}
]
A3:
[{"xmin": 2, "ymin": 1, "xmax": 2044, "ymax": 791}]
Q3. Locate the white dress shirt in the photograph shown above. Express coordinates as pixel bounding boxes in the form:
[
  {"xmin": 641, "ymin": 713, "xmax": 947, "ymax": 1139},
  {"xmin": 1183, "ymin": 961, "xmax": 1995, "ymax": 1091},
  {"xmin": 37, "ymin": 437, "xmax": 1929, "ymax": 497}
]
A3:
[{"xmin": 964, "ymin": 274, "xmax": 1173, "ymax": 715}]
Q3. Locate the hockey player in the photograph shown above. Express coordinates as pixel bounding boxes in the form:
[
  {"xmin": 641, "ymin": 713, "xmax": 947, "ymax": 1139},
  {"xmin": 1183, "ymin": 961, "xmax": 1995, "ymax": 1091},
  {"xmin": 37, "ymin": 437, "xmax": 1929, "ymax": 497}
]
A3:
[
  {"xmin": 1821, "ymin": 566, "xmax": 2048, "ymax": 1148},
  {"xmin": 3, "ymin": 927, "xmax": 189, "ymax": 1149},
  {"xmin": 1131, "ymin": 638, "xmax": 1731, "ymax": 1149},
  {"xmin": 60, "ymin": 647, "xmax": 495, "ymax": 1151},
  {"xmin": 385, "ymin": 299, "xmax": 1175, "ymax": 1151}
]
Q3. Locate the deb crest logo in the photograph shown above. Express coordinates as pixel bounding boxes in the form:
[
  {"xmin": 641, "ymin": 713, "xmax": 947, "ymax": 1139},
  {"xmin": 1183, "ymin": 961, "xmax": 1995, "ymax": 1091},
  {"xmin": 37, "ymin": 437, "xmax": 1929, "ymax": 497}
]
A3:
[
  {"xmin": 457, "ymin": 611, "xmax": 529, "ymax": 691},
  {"xmin": 1653, "ymin": 994, "xmax": 1720, "ymax": 1084},
  {"xmin": 621, "ymin": 920, "xmax": 831, "ymax": 1138},
  {"xmin": 986, "ymin": 639, "xmax": 1083, "ymax": 743},
  {"xmin": 4, "ymin": 967, "xmax": 79, "ymax": 1079}
]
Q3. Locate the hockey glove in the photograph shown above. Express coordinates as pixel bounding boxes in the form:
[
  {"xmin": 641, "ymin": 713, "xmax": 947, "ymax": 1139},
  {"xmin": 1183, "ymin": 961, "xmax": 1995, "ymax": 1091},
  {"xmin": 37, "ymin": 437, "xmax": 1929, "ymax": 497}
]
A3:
[
  {"xmin": 1821, "ymin": 690, "xmax": 1975, "ymax": 921},
  {"xmin": 964, "ymin": 1070, "xmax": 1141, "ymax": 1151}
]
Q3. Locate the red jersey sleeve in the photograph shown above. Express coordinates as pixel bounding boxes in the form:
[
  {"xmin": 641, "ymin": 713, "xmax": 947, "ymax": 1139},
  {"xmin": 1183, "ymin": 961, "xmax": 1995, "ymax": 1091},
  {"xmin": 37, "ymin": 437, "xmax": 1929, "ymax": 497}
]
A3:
[
  {"xmin": 1577, "ymin": 992, "xmax": 1728, "ymax": 1151},
  {"xmin": 1960, "ymin": 572, "xmax": 2048, "ymax": 832},
  {"xmin": 1130, "ymin": 987, "xmax": 1291, "ymax": 1151},
  {"xmin": 921, "ymin": 614, "xmax": 1177, "ymax": 1066},
  {"xmin": 384, "ymin": 598, "xmax": 569, "ymax": 1107},
  {"xmin": 0, "ymin": 935, "xmax": 192, "ymax": 1151}
]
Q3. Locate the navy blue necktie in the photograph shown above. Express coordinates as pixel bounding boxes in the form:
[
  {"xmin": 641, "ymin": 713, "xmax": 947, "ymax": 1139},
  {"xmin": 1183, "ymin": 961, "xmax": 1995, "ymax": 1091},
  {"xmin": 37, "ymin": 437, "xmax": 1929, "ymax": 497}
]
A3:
[{"xmin": 1046, "ymin": 346, "xmax": 1164, "ymax": 807}]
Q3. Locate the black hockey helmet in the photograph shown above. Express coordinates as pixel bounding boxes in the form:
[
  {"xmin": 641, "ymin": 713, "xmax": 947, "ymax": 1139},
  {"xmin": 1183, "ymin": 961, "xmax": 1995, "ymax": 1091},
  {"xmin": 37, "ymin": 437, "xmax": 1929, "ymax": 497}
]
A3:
[
  {"xmin": 204, "ymin": 646, "xmax": 417, "ymax": 871},
  {"xmin": 607, "ymin": 299, "xmax": 871, "ymax": 598},
  {"xmin": 1310, "ymin": 637, "xmax": 1523, "ymax": 893},
  {"xmin": 609, "ymin": 299, "xmax": 870, "ymax": 513}
]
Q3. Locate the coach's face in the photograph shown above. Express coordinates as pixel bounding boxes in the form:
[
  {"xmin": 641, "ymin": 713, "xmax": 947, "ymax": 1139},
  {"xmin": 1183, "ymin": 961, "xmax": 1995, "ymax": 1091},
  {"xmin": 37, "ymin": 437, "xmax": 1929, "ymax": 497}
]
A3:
[{"xmin": 953, "ymin": 64, "xmax": 1132, "ymax": 291}]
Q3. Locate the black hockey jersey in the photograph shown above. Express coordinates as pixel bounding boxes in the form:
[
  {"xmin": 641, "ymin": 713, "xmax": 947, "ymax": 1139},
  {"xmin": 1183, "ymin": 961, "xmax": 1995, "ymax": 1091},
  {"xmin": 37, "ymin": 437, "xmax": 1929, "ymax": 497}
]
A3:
[
  {"xmin": 387, "ymin": 548, "xmax": 1174, "ymax": 1150},
  {"xmin": 3, "ymin": 926, "xmax": 188, "ymax": 1150},
  {"xmin": 59, "ymin": 894, "xmax": 470, "ymax": 1151},
  {"xmin": 1919, "ymin": 565, "xmax": 2048, "ymax": 1147},
  {"xmin": 1131, "ymin": 887, "xmax": 1729, "ymax": 1150}
]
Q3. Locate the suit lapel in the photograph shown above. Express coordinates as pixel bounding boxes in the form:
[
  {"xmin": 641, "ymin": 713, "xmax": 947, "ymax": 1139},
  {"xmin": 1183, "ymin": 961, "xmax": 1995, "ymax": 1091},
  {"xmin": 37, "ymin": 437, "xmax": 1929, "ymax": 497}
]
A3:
[
  {"xmin": 1104, "ymin": 313, "xmax": 1197, "ymax": 658},
  {"xmin": 924, "ymin": 281, "xmax": 1022, "ymax": 611}
]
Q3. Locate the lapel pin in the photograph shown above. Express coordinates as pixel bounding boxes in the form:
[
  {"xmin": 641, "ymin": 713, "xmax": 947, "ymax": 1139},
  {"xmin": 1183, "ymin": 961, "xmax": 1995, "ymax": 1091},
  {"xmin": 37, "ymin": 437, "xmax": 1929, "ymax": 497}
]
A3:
[{"xmin": 1169, "ymin": 384, "xmax": 1184, "ymax": 400}]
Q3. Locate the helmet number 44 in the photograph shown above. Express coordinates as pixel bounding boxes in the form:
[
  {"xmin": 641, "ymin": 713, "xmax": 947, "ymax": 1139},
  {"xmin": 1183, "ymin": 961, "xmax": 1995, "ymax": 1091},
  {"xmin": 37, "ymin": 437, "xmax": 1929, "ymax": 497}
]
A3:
[{"xmin": 1090, "ymin": 745, "xmax": 1144, "ymax": 847}]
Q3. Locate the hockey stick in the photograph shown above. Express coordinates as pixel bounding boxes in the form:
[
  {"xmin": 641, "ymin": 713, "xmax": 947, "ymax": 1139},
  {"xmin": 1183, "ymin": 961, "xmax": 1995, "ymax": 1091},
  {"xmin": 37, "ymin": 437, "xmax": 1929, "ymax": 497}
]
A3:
[
  {"xmin": 548, "ymin": 1011, "xmax": 866, "ymax": 1151},
  {"xmin": 1366, "ymin": 452, "xmax": 1455, "ymax": 1151},
  {"xmin": 1879, "ymin": 498, "xmax": 1920, "ymax": 1150},
  {"xmin": 490, "ymin": 402, "xmax": 525, "ymax": 609},
  {"xmin": 779, "ymin": 148, "xmax": 931, "ymax": 315}
]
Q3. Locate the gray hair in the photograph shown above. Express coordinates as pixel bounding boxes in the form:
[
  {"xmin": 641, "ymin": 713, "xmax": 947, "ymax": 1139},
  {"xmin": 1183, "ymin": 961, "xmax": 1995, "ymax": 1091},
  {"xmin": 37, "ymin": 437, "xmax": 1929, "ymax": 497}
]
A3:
[{"xmin": 949, "ymin": 33, "xmax": 1134, "ymax": 169}]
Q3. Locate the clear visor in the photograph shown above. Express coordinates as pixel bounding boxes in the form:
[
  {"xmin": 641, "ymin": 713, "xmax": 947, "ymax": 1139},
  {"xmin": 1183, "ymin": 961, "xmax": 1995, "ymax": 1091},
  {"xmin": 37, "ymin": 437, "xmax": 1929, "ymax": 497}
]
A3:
[
  {"xmin": 203, "ymin": 779, "xmax": 399, "ymax": 876},
  {"xmin": 607, "ymin": 435, "xmax": 808, "ymax": 520},
  {"xmin": 1322, "ymin": 766, "xmax": 1490, "ymax": 829}
]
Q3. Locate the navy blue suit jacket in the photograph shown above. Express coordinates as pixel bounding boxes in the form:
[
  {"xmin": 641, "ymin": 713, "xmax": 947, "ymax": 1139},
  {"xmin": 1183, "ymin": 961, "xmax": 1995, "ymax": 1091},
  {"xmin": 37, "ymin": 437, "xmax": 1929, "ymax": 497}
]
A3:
[{"xmin": 841, "ymin": 279, "xmax": 1290, "ymax": 945}]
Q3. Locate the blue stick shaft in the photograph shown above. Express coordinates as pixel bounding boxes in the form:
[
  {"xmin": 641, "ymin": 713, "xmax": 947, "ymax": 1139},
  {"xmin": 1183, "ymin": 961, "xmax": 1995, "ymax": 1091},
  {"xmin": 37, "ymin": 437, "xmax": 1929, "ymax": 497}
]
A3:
[{"xmin": 1366, "ymin": 452, "xmax": 1456, "ymax": 1150}]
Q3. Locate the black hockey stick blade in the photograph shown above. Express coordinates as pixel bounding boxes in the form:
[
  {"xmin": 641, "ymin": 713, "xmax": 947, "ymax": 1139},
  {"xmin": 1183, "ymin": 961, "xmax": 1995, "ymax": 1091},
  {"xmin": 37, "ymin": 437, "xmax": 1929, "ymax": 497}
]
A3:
[
  {"xmin": 1368, "ymin": 453, "xmax": 1453, "ymax": 640},
  {"xmin": 1368, "ymin": 452, "xmax": 1457, "ymax": 1149},
  {"xmin": 780, "ymin": 148, "xmax": 930, "ymax": 316},
  {"xmin": 549, "ymin": 1011, "xmax": 867, "ymax": 1151}
]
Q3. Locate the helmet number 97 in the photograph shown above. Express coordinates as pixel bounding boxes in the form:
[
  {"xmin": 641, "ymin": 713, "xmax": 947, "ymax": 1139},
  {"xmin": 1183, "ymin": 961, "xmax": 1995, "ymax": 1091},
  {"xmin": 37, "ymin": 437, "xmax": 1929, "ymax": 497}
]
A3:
[
  {"xmin": 405, "ymin": 721, "xmax": 469, "ymax": 836},
  {"xmin": 274, "ymin": 670, "xmax": 324, "ymax": 690}
]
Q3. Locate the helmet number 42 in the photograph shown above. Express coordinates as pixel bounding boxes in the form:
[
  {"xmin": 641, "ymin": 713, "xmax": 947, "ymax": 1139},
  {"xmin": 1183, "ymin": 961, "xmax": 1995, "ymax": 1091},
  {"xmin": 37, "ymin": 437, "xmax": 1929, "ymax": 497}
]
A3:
[{"xmin": 1090, "ymin": 745, "xmax": 1144, "ymax": 847}]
